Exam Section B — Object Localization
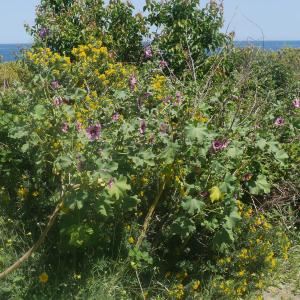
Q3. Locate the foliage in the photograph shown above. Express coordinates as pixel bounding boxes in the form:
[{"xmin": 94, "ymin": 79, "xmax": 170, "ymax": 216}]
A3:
[
  {"xmin": 145, "ymin": 0, "xmax": 228, "ymax": 77},
  {"xmin": 0, "ymin": 1, "xmax": 300, "ymax": 299},
  {"xmin": 28, "ymin": 0, "xmax": 148, "ymax": 62}
]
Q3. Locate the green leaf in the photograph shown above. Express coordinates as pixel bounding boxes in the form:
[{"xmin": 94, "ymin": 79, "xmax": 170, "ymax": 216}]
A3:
[
  {"xmin": 249, "ymin": 174, "xmax": 271, "ymax": 195},
  {"xmin": 107, "ymin": 176, "xmax": 131, "ymax": 200},
  {"xmin": 160, "ymin": 141, "xmax": 179, "ymax": 164},
  {"xmin": 33, "ymin": 104, "xmax": 47, "ymax": 119},
  {"xmin": 9, "ymin": 127, "xmax": 28, "ymax": 139},
  {"xmin": 182, "ymin": 197, "xmax": 205, "ymax": 215},
  {"xmin": 256, "ymin": 138, "xmax": 267, "ymax": 150},
  {"xmin": 185, "ymin": 124, "xmax": 208, "ymax": 143},
  {"xmin": 122, "ymin": 195, "xmax": 141, "ymax": 211},
  {"xmin": 227, "ymin": 144, "xmax": 243, "ymax": 158},
  {"xmin": 171, "ymin": 216, "xmax": 196, "ymax": 238}
]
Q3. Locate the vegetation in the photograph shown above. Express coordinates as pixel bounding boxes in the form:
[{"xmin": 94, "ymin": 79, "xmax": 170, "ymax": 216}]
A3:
[{"xmin": 0, "ymin": 0, "xmax": 299, "ymax": 299}]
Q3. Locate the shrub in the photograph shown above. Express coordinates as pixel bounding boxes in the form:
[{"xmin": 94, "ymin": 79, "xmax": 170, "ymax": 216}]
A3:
[{"xmin": 0, "ymin": 1, "xmax": 299, "ymax": 299}]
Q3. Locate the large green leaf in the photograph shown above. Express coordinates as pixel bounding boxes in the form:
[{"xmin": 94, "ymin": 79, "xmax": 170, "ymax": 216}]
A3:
[
  {"xmin": 107, "ymin": 176, "xmax": 131, "ymax": 200},
  {"xmin": 182, "ymin": 197, "xmax": 205, "ymax": 215},
  {"xmin": 249, "ymin": 174, "xmax": 271, "ymax": 195}
]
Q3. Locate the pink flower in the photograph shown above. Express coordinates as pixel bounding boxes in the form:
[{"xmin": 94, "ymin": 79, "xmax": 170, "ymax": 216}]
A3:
[
  {"xmin": 159, "ymin": 122, "xmax": 168, "ymax": 134},
  {"xmin": 222, "ymin": 139, "xmax": 230, "ymax": 149},
  {"xmin": 144, "ymin": 46, "xmax": 153, "ymax": 59},
  {"xmin": 212, "ymin": 140, "xmax": 223, "ymax": 151},
  {"xmin": 86, "ymin": 124, "xmax": 101, "ymax": 141},
  {"xmin": 292, "ymin": 98, "xmax": 300, "ymax": 108},
  {"xmin": 140, "ymin": 120, "xmax": 146, "ymax": 134},
  {"xmin": 275, "ymin": 117, "xmax": 285, "ymax": 126},
  {"xmin": 61, "ymin": 122, "xmax": 69, "ymax": 133},
  {"xmin": 108, "ymin": 178, "xmax": 114, "ymax": 188},
  {"xmin": 39, "ymin": 27, "xmax": 49, "ymax": 39},
  {"xmin": 212, "ymin": 139, "xmax": 230, "ymax": 151},
  {"xmin": 53, "ymin": 96, "xmax": 63, "ymax": 107},
  {"xmin": 51, "ymin": 80, "xmax": 59, "ymax": 89},
  {"xmin": 76, "ymin": 121, "xmax": 82, "ymax": 132},
  {"xmin": 243, "ymin": 173, "xmax": 253, "ymax": 181},
  {"xmin": 129, "ymin": 75, "xmax": 137, "ymax": 91},
  {"xmin": 159, "ymin": 60, "xmax": 168, "ymax": 68},
  {"xmin": 174, "ymin": 91, "xmax": 182, "ymax": 105},
  {"xmin": 112, "ymin": 113, "xmax": 119, "ymax": 122}
]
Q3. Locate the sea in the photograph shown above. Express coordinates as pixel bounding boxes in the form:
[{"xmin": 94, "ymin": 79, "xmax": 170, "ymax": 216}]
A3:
[{"xmin": 1, "ymin": 41, "xmax": 300, "ymax": 62}]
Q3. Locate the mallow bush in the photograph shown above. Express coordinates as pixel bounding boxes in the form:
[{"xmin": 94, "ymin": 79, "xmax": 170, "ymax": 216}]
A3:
[{"xmin": 0, "ymin": 0, "xmax": 299, "ymax": 299}]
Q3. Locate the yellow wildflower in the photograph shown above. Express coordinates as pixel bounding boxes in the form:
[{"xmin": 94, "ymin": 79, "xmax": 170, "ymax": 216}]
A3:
[
  {"xmin": 32, "ymin": 191, "xmax": 39, "ymax": 197},
  {"xmin": 128, "ymin": 237, "xmax": 135, "ymax": 244},
  {"xmin": 192, "ymin": 280, "xmax": 201, "ymax": 290},
  {"xmin": 39, "ymin": 272, "xmax": 49, "ymax": 283},
  {"xmin": 17, "ymin": 187, "xmax": 28, "ymax": 198}
]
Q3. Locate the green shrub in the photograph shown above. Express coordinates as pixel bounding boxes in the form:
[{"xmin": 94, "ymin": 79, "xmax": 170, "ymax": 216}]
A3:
[{"xmin": 0, "ymin": 1, "xmax": 299, "ymax": 299}]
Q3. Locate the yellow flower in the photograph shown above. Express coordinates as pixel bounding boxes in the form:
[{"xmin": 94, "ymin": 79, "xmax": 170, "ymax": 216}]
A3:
[
  {"xmin": 39, "ymin": 272, "xmax": 49, "ymax": 283},
  {"xmin": 142, "ymin": 177, "xmax": 149, "ymax": 185},
  {"xmin": 32, "ymin": 191, "xmax": 39, "ymax": 197},
  {"xmin": 128, "ymin": 236, "xmax": 135, "ymax": 244},
  {"xmin": 98, "ymin": 74, "xmax": 106, "ymax": 81},
  {"xmin": 73, "ymin": 273, "xmax": 81, "ymax": 280},
  {"xmin": 17, "ymin": 187, "xmax": 28, "ymax": 198},
  {"xmin": 238, "ymin": 248, "xmax": 249, "ymax": 259},
  {"xmin": 97, "ymin": 178, "xmax": 106, "ymax": 187},
  {"xmin": 209, "ymin": 186, "xmax": 223, "ymax": 202},
  {"xmin": 255, "ymin": 280, "xmax": 264, "ymax": 289},
  {"xmin": 151, "ymin": 75, "xmax": 166, "ymax": 91},
  {"xmin": 192, "ymin": 280, "xmax": 201, "ymax": 290},
  {"xmin": 237, "ymin": 269, "xmax": 245, "ymax": 277}
]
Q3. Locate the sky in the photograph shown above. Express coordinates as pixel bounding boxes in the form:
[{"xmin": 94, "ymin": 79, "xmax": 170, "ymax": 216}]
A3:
[{"xmin": 0, "ymin": 0, "xmax": 300, "ymax": 43}]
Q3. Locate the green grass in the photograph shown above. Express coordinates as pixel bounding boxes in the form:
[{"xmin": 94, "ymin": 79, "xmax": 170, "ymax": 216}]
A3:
[{"xmin": 0, "ymin": 61, "xmax": 21, "ymax": 89}]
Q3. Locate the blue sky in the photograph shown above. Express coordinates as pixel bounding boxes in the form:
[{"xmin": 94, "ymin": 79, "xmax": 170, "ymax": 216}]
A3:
[{"xmin": 1, "ymin": 0, "xmax": 300, "ymax": 43}]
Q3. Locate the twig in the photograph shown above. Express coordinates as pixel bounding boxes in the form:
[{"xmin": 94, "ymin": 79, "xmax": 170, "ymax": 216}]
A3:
[
  {"xmin": 135, "ymin": 179, "xmax": 166, "ymax": 249},
  {"xmin": 135, "ymin": 270, "xmax": 146, "ymax": 300},
  {"xmin": 0, "ymin": 201, "xmax": 63, "ymax": 280}
]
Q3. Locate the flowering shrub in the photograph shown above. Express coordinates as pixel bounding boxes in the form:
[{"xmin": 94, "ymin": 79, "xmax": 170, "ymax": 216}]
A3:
[{"xmin": 0, "ymin": 1, "xmax": 299, "ymax": 299}]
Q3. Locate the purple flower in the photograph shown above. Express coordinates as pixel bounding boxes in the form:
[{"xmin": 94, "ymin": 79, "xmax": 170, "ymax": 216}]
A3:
[
  {"xmin": 163, "ymin": 96, "xmax": 172, "ymax": 104},
  {"xmin": 112, "ymin": 113, "xmax": 120, "ymax": 122},
  {"xmin": 61, "ymin": 122, "xmax": 69, "ymax": 133},
  {"xmin": 159, "ymin": 122, "xmax": 168, "ymax": 134},
  {"xmin": 139, "ymin": 119, "xmax": 146, "ymax": 134},
  {"xmin": 53, "ymin": 96, "xmax": 63, "ymax": 107},
  {"xmin": 159, "ymin": 60, "xmax": 168, "ymax": 68},
  {"xmin": 51, "ymin": 80, "xmax": 59, "ymax": 90},
  {"xmin": 108, "ymin": 178, "xmax": 115, "ymax": 188},
  {"xmin": 243, "ymin": 173, "xmax": 253, "ymax": 181},
  {"xmin": 212, "ymin": 139, "xmax": 230, "ymax": 151},
  {"xmin": 144, "ymin": 92, "xmax": 152, "ymax": 98},
  {"xmin": 129, "ymin": 75, "xmax": 137, "ymax": 91},
  {"xmin": 39, "ymin": 27, "xmax": 49, "ymax": 39},
  {"xmin": 144, "ymin": 46, "xmax": 153, "ymax": 59},
  {"xmin": 76, "ymin": 121, "xmax": 82, "ymax": 132},
  {"xmin": 292, "ymin": 98, "xmax": 300, "ymax": 108},
  {"xmin": 174, "ymin": 91, "xmax": 182, "ymax": 105},
  {"xmin": 86, "ymin": 124, "xmax": 101, "ymax": 141},
  {"xmin": 222, "ymin": 139, "xmax": 230, "ymax": 149},
  {"xmin": 275, "ymin": 117, "xmax": 285, "ymax": 126},
  {"xmin": 212, "ymin": 140, "xmax": 224, "ymax": 151}
]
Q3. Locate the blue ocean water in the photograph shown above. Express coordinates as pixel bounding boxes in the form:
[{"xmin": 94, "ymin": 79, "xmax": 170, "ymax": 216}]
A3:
[
  {"xmin": 1, "ymin": 41, "xmax": 300, "ymax": 62},
  {"xmin": 235, "ymin": 40, "xmax": 300, "ymax": 51},
  {"xmin": 0, "ymin": 44, "xmax": 31, "ymax": 62}
]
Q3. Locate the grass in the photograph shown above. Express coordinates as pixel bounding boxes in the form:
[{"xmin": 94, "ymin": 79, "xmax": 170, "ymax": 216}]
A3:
[
  {"xmin": 1, "ymin": 211, "xmax": 299, "ymax": 300},
  {"xmin": 0, "ymin": 61, "xmax": 21, "ymax": 89}
]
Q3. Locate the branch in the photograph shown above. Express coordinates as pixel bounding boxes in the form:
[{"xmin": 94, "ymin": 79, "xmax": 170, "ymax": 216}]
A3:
[
  {"xmin": 135, "ymin": 179, "xmax": 166, "ymax": 249},
  {"xmin": 0, "ymin": 201, "xmax": 63, "ymax": 280}
]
